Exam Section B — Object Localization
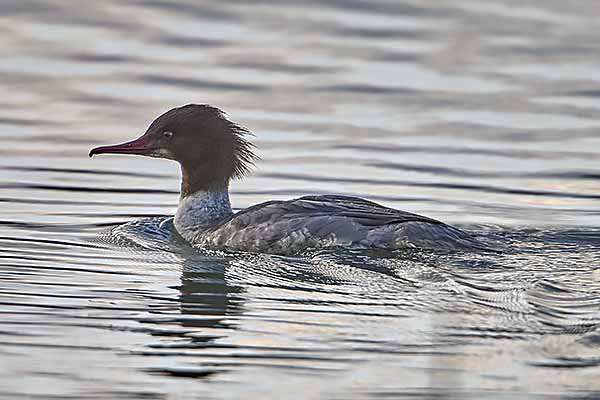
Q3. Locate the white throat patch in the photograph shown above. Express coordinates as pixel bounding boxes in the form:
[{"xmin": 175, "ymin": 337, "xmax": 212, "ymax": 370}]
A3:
[{"xmin": 174, "ymin": 189, "xmax": 233, "ymax": 242}]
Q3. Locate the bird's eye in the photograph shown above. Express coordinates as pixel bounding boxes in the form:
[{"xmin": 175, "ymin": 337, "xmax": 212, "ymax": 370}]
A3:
[{"xmin": 163, "ymin": 131, "xmax": 173, "ymax": 139}]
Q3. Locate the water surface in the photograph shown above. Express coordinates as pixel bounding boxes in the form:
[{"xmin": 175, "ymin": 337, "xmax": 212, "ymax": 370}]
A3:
[{"xmin": 1, "ymin": 1, "xmax": 600, "ymax": 398}]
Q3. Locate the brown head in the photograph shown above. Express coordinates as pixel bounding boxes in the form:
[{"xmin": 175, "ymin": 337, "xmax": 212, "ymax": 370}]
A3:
[{"xmin": 89, "ymin": 104, "xmax": 258, "ymax": 197}]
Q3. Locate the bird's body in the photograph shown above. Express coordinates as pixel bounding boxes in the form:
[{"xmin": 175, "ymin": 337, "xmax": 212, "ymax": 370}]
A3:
[
  {"xmin": 90, "ymin": 104, "xmax": 487, "ymax": 255},
  {"xmin": 176, "ymin": 193, "xmax": 482, "ymax": 254}
]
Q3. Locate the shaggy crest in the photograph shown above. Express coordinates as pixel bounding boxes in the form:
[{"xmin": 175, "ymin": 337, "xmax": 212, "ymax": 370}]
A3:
[
  {"xmin": 150, "ymin": 104, "xmax": 259, "ymax": 181},
  {"xmin": 218, "ymin": 110, "xmax": 259, "ymax": 180}
]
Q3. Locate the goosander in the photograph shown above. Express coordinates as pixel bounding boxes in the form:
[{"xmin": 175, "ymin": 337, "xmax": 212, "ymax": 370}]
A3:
[{"xmin": 90, "ymin": 104, "xmax": 485, "ymax": 254}]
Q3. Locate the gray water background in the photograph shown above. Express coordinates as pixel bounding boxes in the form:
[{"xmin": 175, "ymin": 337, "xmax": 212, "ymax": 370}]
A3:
[{"xmin": 1, "ymin": 1, "xmax": 600, "ymax": 399}]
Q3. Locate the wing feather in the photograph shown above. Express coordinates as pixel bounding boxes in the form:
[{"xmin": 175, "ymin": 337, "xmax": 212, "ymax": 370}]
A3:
[{"xmin": 227, "ymin": 195, "xmax": 441, "ymax": 228}]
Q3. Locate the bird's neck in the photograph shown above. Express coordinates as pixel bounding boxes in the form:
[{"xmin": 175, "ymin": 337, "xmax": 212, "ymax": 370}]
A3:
[
  {"xmin": 180, "ymin": 163, "xmax": 230, "ymax": 197},
  {"xmin": 174, "ymin": 174, "xmax": 233, "ymax": 241}
]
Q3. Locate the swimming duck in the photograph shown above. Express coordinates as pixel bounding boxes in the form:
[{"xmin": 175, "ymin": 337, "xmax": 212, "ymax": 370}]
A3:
[{"xmin": 90, "ymin": 104, "xmax": 484, "ymax": 254}]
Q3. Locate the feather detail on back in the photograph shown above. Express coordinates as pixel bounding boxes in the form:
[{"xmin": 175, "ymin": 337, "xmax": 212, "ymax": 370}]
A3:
[{"xmin": 185, "ymin": 195, "xmax": 486, "ymax": 254}]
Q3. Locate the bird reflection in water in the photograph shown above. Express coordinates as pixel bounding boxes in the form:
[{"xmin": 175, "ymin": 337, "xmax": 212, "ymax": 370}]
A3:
[{"xmin": 177, "ymin": 256, "xmax": 244, "ymax": 330}]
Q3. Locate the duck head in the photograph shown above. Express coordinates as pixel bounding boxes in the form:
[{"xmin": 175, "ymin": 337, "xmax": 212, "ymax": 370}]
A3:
[{"xmin": 89, "ymin": 104, "xmax": 258, "ymax": 196}]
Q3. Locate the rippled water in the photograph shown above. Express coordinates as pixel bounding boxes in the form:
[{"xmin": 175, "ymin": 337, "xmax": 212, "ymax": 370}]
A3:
[{"xmin": 2, "ymin": 1, "xmax": 600, "ymax": 398}]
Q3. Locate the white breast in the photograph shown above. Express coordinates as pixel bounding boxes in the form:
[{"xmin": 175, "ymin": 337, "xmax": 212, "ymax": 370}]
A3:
[{"xmin": 174, "ymin": 189, "xmax": 233, "ymax": 243}]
